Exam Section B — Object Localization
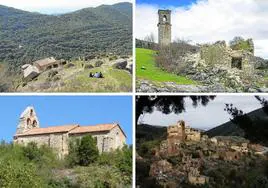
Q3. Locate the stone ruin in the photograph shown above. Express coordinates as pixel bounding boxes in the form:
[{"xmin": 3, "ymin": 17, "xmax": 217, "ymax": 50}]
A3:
[
  {"xmin": 159, "ymin": 120, "xmax": 202, "ymax": 156},
  {"xmin": 21, "ymin": 57, "xmax": 66, "ymax": 81},
  {"xmin": 200, "ymin": 40, "xmax": 255, "ymax": 73}
]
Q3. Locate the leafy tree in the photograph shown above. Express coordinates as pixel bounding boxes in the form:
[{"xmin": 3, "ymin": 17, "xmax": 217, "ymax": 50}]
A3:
[
  {"xmin": 136, "ymin": 96, "xmax": 215, "ymax": 124},
  {"xmin": 224, "ymin": 96, "xmax": 268, "ymax": 145},
  {"xmin": 97, "ymin": 145, "xmax": 132, "ymax": 185},
  {"xmin": 66, "ymin": 138, "xmax": 80, "ymax": 167},
  {"xmin": 67, "ymin": 135, "xmax": 99, "ymax": 166},
  {"xmin": 114, "ymin": 145, "xmax": 132, "ymax": 183},
  {"xmin": 22, "ymin": 142, "xmax": 42, "ymax": 161},
  {"xmin": 78, "ymin": 135, "xmax": 99, "ymax": 166}
]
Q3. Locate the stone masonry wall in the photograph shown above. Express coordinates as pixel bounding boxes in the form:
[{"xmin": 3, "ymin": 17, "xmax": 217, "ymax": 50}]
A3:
[
  {"xmin": 69, "ymin": 131, "xmax": 114, "ymax": 153},
  {"xmin": 108, "ymin": 126, "xmax": 126, "ymax": 150},
  {"xmin": 15, "ymin": 133, "xmax": 68, "ymax": 158}
]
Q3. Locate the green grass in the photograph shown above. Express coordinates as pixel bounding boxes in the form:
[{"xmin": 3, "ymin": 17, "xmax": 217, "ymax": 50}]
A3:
[
  {"xmin": 136, "ymin": 48, "xmax": 195, "ymax": 85},
  {"xmin": 19, "ymin": 60, "xmax": 132, "ymax": 92},
  {"xmin": 63, "ymin": 66, "xmax": 132, "ymax": 92}
]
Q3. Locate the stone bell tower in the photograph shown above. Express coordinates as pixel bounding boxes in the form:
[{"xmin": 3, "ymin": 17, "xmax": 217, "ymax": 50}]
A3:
[
  {"xmin": 16, "ymin": 106, "xmax": 40, "ymax": 134},
  {"xmin": 158, "ymin": 9, "xmax": 171, "ymax": 46}
]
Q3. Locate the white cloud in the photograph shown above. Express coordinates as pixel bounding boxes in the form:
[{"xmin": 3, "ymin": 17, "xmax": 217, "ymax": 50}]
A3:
[
  {"xmin": 136, "ymin": 0, "xmax": 268, "ymax": 59},
  {"xmin": 0, "ymin": 0, "xmax": 132, "ymax": 14}
]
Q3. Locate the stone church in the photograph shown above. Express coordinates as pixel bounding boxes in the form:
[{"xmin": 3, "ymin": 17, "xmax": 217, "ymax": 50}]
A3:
[{"xmin": 13, "ymin": 106, "xmax": 126, "ymax": 158}]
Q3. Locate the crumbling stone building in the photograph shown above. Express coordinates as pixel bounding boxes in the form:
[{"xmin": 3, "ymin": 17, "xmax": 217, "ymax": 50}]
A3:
[
  {"xmin": 164, "ymin": 120, "xmax": 201, "ymax": 155},
  {"xmin": 33, "ymin": 57, "xmax": 67, "ymax": 71},
  {"xmin": 13, "ymin": 106, "xmax": 126, "ymax": 158},
  {"xmin": 168, "ymin": 120, "xmax": 201, "ymax": 142},
  {"xmin": 200, "ymin": 40, "xmax": 255, "ymax": 73},
  {"xmin": 158, "ymin": 9, "xmax": 171, "ymax": 46},
  {"xmin": 22, "ymin": 57, "xmax": 67, "ymax": 80}
]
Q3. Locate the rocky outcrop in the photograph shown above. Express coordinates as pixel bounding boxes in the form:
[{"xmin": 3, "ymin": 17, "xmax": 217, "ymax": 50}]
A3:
[
  {"xmin": 113, "ymin": 59, "xmax": 128, "ymax": 69},
  {"xmin": 136, "ymin": 80, "xmax": 234, "ymax": 93}
]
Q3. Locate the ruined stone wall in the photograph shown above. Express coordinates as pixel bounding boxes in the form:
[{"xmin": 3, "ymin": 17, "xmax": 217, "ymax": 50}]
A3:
[
  {"xmin": 158, "ymin": 10, "xmax": 171, "ymax": 46},
  {"xmin": 167, "ymin": 123, "xmax": 185, "ymax": 141},
  {"xmin": 200, "ymin": 42, "xmax": 231, "ymax": 67},
  {"xmin": 186, "ymin": 132, "xmax": 201, "ymax": 142},
  {"xmin": 158, "ymin": 25, "xmax": 171, "ymax": 46},
  {"xmin": 188, "ymin": 175, "xmax": 209, "ymax": 185},
  {"xmin": 200, "ymin": 42, "xmax": 255, "ymax": 74}
]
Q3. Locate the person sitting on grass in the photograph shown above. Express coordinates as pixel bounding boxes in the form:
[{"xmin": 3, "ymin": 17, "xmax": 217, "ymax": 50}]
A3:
[{"xmin": 89, "ymin": 72, "xmax": 104, "ymax": 78}]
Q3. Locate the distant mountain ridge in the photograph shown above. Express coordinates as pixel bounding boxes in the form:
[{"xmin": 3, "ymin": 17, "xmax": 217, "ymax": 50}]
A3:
[
  {"xmin": 206, "ymin": 107, "xmax": 268, "ymax": 146},
  {"xmin": 0, "ymin": 2, "xmax": 132, "ymax": 69}
]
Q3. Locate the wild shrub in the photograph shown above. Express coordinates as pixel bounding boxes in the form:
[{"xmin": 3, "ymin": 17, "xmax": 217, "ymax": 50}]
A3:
[
  {"xmin": 66, "ymin": 135, "xmax": 99, "ymax": 167},
  {"xmin": 95, "ymin": 60, "xmax": 104, "ymax": 67},
  {"xmin": 0, "ymin": 159, "xmax": 44, "ymax": 188},
  {"xmin": 22, "ymin": 142, "xmax": 42, "ymax": 161},
  {"xmin": 48, "ymin": 70, "xmax": 58, "ymax": 78},
  {"xmin": 78, "ymin": 135, "xmax": 99, "ymax": 166},
  {"xmin": 155, "ymin": 40, "xmax": 199, "ymax": 74},
  {"xmin": 109, "ymin": 55, "xmax": 118, "ymax": 61}
]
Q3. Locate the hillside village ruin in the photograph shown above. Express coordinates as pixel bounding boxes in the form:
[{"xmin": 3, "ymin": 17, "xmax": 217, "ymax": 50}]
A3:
[
  {"xmin": 157, "ymin": 9, "xmax": 257, "ymax": 73},
  {"xmin": 144, "ymin": 120, "xmax": 267, "ymax": 186},
  {"xmin": 21, "ymin": 56, "xmax": 133, "ymax": 81},
  {"xmin": 137, "ymin": 9, "xmax": 268, "ymax": 93},
  {"xmin": 13, "ymin": 106, "xmax": 126, "ymax": 158}
]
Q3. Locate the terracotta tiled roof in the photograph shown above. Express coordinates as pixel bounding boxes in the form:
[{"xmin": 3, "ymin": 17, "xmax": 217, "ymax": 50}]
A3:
[
  {"xmin": 16, "ymin": 125, "xmax": 79, "ymax": 136},
  {"xmin": 69, "ymin": 123, "xmax": 117, "ymax": 134},
  {"xmin": 15, "ymin": 123, "xmax": 127, "ymax": 138}
]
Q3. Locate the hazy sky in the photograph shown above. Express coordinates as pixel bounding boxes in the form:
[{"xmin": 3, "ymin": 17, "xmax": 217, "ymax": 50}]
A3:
[
  {"xmin": 0, "ymin": 96, "xmax": 133, "ymax": 144},
  {"xmin": 136, "ymin": 0, "xmax": 268, "ymax": 59},
  {"xmin": 0, "ymin": 0, "xmax": 132, "ymax": 14},
  {"xmin": 140, "ymin": 95, "xmax": 268, "ymax": 131}
]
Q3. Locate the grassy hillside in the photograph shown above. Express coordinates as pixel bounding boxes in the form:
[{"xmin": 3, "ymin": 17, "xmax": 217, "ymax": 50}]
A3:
[
  {"xmin": 0, "ymin": 3, "xmax": 132, "ymax": 70},
  {"xmin": 136, "ymin": 48, "xmax": 195, "ymax": 84},
  {"xmin": 16, "ymin": 59, "xmax": 132, "ymax": 92}
]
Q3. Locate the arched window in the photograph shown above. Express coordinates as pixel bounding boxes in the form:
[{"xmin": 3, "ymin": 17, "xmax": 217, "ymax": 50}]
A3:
[
  {"xmin": 26, "ymin": 118, "xmax": 31, "ymax": 126},
  {"xmin": 32, "ymin": 120, "xmax": 37, "ymax": 127},
  {"xmin": 163, "ymin": 15, "xmax": 167, "ymax": 23}
]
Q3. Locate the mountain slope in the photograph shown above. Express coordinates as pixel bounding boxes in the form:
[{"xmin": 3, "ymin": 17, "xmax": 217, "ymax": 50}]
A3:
[
  {"xmin": 0, "ymin": 2, "xmax": 132, "ymax": 70},
  {"xmin": 206, "ymin": 107, "xmax": 268, "ymax": 145}
]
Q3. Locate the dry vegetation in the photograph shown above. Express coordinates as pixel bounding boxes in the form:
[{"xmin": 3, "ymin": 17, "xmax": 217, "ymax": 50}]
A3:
[{"xmin": 155, "ymin": 40, "xmax": 199, "ymax": 75}]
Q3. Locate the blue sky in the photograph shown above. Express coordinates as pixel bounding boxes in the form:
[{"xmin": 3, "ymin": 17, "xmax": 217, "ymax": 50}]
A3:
[
  {"xmin": 0, "ymin": 96, "xmax": 132, "ymax": 144},
  {"xmin": 136, "ymin": 0, "xmax": 197, "ymax": 7}
]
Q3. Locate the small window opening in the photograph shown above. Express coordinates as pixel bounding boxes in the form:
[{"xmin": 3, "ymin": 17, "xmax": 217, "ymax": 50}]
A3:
[
  {"xmin": 231, "ymin": 57, "xmax": 242, "ymax": 69},
  {"xmin": 163, "ymin": 15, "xmax": 167, "ymax": 23}
]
